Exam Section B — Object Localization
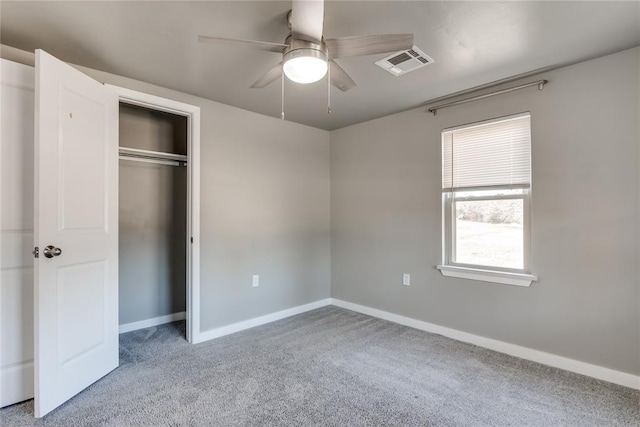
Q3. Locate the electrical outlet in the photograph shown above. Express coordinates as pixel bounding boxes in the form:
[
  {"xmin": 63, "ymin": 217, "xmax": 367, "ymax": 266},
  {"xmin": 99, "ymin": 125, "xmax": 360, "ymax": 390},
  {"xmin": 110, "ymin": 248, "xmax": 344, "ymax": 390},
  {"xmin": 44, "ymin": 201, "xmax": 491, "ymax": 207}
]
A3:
[
  {"xmin": 252, "ymin": 275, "xmax": 259, "ymax": 287},
  {"xmin": 403, "ymin": 273, "xmax": 410, "ymax": 286}
]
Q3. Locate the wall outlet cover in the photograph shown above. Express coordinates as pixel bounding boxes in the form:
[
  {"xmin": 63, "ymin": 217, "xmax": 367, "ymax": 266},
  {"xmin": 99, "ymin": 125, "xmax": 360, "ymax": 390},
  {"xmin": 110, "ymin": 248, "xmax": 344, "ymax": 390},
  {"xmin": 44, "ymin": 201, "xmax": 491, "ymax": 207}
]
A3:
[{"xmin": 403, "ymin": 274, "xmax": 410, "ymax": 286}]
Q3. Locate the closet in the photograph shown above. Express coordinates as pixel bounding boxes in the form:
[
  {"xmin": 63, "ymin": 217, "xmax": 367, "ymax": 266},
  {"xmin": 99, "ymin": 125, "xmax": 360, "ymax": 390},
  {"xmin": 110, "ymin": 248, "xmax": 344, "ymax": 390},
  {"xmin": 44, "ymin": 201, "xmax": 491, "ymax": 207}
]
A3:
[
  {"xmin": 1, "ymin": 53, "xmax": 200, "ymax": 413},
  {"xmin": 118, "ymin": 104, "xmax": 188, "ymax": 334}
]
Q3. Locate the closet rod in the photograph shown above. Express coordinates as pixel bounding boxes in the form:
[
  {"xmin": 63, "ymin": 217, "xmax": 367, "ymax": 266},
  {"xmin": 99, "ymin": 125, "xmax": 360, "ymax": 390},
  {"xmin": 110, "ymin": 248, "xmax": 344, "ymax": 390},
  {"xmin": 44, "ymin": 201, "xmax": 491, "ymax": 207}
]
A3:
[
  {"xmin": 119, "ymin": 146, "xmax": 187, "ymax": 162},
  {"xmin": 427, "ymin": 80, "xmax": 548, "ymax": 115},
  {"xmin": 119, "ymin": 155, "xmax": 184, "ymax": 167},
  {"xmin": 118, "ymin": 147, "xmax": 187, "ymax": 167}
]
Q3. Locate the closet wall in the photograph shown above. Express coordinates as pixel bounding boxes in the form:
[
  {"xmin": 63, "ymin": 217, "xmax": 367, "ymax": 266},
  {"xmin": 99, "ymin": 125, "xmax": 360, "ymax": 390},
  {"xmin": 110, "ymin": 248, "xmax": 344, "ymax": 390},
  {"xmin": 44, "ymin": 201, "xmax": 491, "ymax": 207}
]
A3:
[{"xmin": 118, "ymin": 104, "xmax": 187, "ymax": 326}]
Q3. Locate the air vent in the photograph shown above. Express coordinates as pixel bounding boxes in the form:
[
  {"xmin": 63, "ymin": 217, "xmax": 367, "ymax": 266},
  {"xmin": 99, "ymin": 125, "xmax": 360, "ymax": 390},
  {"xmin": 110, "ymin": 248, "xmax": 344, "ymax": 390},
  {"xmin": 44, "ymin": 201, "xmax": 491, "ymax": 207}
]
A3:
[{"xmin": 375, "ymin": 46, "xmax": 433, "ymax": 76}]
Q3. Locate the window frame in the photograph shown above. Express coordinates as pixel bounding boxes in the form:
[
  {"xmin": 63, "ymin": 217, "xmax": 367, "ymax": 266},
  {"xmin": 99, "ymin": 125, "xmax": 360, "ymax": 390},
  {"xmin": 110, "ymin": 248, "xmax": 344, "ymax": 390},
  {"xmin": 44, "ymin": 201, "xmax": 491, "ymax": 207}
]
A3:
[
  {"xmin": 438, "ymin": 113, "xmax": 537, "ymax": 286},
  {"xmin": 443, "ymin": 186, "xmax": 531, "ymax": 274}
]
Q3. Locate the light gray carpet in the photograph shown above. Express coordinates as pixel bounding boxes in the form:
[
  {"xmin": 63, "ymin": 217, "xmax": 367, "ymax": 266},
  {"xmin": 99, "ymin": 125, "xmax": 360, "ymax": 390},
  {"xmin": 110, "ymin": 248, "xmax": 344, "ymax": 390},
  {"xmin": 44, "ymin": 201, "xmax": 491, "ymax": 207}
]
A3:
[{"xmin": 1, "ymin": 306, "xmax": 638, "ymax": 426}]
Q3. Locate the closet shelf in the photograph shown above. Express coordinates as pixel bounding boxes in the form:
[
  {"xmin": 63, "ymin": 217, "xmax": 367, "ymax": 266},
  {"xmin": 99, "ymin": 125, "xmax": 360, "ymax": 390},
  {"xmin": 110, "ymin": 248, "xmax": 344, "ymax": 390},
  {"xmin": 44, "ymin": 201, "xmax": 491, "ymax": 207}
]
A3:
[{"xmin": 119, "ymin": 147, "xmax": 187, "ymax": 166}]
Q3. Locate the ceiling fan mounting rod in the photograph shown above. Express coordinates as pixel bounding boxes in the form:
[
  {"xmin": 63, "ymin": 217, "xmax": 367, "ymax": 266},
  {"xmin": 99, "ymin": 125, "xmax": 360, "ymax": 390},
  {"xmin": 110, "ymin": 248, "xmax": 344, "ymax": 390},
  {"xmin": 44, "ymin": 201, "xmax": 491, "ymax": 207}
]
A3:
[{"xmin": 286, "ymin": 9, "xmax": 292, "ymax": 30}]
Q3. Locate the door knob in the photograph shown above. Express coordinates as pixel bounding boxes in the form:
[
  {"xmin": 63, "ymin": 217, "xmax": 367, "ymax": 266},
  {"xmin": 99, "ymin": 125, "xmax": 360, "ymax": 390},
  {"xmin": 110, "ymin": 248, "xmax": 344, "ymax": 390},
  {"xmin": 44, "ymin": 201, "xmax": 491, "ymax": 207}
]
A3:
[{"xmin": 43, "ymin": 245, "xmax": 62, "ymax": 258}]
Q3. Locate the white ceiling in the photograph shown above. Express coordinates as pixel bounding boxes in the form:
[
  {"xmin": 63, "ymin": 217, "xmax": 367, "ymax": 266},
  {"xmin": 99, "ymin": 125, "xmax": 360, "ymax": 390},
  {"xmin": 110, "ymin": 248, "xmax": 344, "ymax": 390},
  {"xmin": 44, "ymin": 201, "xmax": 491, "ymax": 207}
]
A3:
[{"xmin": 2, "ymin": 1, "xmax": 639, "ymax": 130}]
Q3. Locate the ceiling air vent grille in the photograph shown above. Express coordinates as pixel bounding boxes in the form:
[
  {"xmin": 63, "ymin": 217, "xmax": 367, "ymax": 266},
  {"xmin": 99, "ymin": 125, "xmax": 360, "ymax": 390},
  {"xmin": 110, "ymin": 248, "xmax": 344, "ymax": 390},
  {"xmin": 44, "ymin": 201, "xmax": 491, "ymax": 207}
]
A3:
[
  {"xmin": 375, "ymin": 46, "xmax": 433, "ymax": 76},
  {"xmin": 388, "ymin": 52, "xmax": 412, "ymax": 66}
]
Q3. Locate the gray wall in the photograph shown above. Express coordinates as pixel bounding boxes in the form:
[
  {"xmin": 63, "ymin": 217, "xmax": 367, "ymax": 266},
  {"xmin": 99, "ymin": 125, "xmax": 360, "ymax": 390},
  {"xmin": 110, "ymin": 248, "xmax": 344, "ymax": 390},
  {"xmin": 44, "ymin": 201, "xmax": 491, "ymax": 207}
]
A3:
[
  {"xmin": 330, "ymin": 47, "xmax": 639, "ymax": 375},
  {"xmin": 118, "ymin": 105, "xmax": 188, "ymax": 325},
  {"xmin": 76, "ymin": 65, "xmax": 331, "ymax": 332}
]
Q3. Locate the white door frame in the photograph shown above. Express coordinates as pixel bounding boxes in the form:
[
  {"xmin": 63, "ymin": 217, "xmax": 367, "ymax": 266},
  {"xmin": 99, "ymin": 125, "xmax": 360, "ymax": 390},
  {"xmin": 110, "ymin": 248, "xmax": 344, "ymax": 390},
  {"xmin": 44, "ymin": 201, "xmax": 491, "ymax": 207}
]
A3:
[{"xmin": 105, "ymin": 85, "xmax": 201, "ymax": 344}]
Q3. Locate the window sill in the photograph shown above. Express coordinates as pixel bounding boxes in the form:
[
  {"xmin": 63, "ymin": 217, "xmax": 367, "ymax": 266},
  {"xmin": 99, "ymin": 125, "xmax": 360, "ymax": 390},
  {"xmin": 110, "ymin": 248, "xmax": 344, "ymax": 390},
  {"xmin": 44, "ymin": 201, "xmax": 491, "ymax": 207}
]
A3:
[{"xmin": 436, "ymin": 265, "xmax": 537, "ymax": 287}]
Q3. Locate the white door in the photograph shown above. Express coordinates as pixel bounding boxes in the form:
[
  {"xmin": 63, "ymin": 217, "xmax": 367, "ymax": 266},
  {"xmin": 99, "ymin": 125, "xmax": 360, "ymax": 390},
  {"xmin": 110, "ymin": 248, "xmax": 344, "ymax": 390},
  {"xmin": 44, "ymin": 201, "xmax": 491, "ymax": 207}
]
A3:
[
  {"xmin": 0, "ymin": 59, "xmax": 35, "ymax": 408},
  {"xmin": 34, "ymin": 50, "xmax": 119, "ymax": 418}
]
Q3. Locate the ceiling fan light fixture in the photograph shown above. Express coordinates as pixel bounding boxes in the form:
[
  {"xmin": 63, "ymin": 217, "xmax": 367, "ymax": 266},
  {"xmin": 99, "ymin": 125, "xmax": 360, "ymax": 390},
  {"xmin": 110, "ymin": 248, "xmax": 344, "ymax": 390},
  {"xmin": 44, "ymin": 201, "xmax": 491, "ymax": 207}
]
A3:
[{"xmin": 283, "ymin": 44, "xmax": 328, "ymax": 84}]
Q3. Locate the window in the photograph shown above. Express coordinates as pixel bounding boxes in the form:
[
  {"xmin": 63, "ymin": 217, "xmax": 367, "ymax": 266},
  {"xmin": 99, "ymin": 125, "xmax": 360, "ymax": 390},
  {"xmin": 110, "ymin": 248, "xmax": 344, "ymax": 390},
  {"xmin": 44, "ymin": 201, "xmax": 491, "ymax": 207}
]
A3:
[{"xmin": 437, "ymin": 113, "xmax": 537, "ymax": 286}]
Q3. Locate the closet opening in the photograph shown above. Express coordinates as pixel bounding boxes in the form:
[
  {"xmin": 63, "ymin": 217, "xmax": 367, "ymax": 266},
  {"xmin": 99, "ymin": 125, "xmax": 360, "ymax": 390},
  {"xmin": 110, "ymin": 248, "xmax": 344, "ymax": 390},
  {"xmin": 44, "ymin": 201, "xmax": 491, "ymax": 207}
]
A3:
[
  {"xmin": 118, "ymin": 103, "xmax": 188, "ymax": 339},
  {"xmin": 107, "ymin": 84, "xmax": 201, "ymax": 344}
]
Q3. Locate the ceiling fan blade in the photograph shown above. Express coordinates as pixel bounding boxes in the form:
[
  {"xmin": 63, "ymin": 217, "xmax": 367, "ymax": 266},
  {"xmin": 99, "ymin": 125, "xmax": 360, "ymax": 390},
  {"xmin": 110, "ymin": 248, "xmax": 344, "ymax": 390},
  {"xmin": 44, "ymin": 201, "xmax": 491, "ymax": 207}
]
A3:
[
  {"xmin": 325, "ymin": 34, "xmax": 414, "ymax": 59},
  {"xmin": 290, "ymin": 0, "xmax": 324, "ymax": 44},
  {"xmin": 329, "ymin": 60, "xmax": 356, "ymax": 92},
  {"xmin": 250, "ymin": 62, "xmax": 283, "ymax": 88},
  {"xmin": 198, "ymin": 36, "xmax": 287, "ymax": 53}
]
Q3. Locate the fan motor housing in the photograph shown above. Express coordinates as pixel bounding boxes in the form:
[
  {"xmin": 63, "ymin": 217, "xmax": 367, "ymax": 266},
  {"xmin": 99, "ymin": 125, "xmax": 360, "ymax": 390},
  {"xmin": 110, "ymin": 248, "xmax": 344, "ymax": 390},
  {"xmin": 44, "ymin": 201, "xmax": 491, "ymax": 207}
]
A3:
[{"xmin": 284, "ymin": 37, "xmax": 328, "ymax": 62}]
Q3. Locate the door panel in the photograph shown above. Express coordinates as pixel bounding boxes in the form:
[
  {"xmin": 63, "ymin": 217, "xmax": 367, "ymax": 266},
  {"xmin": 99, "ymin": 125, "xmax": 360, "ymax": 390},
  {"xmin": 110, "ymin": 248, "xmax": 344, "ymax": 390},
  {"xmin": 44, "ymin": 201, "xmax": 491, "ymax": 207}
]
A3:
[
  {"xmin": 0, "ymin": 59, "xmax": 35, "ymax": 408},
  {"xmin": 59, "ymin": 87, "xmax": 107, "ymax": 231},
  {"xmin": 34, "ymin": 50, "xmax": 119, "ymax": 418},
  {"xmin": 58, "ymin": 261, "xmax": 107, "ymax": 364}
]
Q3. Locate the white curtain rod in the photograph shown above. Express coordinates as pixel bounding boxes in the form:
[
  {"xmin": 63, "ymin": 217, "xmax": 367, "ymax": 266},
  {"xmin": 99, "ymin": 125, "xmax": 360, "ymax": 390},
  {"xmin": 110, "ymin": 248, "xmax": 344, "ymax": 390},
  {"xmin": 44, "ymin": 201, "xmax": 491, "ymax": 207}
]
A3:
[{"xmin": 427, "ymin": 80, "xmax": 548, "ymax": 116}]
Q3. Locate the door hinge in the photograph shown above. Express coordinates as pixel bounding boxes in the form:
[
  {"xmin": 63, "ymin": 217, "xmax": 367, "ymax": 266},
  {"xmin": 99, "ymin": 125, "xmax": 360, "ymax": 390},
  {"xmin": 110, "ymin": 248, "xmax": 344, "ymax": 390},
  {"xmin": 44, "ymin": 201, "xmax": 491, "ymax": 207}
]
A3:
[
  {"xmin": 33, "ymin": 246, "xmax": 39, "ymax": 258},
  {"xmin": 190, "ymin": 237, "xmax": 193, "ymax": 244}
]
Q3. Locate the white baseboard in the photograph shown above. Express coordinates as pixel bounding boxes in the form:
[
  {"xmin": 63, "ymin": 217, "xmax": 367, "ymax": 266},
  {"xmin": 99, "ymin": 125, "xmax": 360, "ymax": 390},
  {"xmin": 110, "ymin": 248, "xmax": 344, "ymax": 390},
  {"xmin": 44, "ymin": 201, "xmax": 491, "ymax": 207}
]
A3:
[
  {"xmin": 330, "ymin": 298, "xmax": 640, "ymax": 390},
  {"xmin": 194, "ymin": 298, "xmax": 332, "ymax": 344},
  {"xmin": 119, "ymin": 311, "xmax": 186, "ymax": 334},
  {"xmin": 1, "ymin": 360, "xmax": 34, "ymax": 408}
]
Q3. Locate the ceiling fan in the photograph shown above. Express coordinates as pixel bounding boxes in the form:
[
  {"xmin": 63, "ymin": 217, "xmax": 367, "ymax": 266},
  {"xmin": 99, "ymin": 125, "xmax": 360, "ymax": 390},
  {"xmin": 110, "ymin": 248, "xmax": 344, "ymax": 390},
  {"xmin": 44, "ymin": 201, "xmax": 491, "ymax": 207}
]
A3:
[{"xmin": 198, "ymin": 0, "xmax": 414, "ymax": 92}]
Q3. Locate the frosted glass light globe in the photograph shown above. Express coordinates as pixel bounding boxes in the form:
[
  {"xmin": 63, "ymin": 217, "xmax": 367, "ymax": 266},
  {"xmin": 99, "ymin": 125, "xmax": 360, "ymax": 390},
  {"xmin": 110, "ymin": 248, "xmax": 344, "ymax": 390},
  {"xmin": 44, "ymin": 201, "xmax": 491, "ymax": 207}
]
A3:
[{"xmin": 283, "ymin": 52, "xmax": 328, "ymax": 84}]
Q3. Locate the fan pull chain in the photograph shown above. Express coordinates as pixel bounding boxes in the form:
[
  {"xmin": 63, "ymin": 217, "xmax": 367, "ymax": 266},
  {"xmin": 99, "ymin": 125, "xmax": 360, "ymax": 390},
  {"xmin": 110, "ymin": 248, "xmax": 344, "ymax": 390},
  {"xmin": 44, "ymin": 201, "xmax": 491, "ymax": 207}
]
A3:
[
  {"xmin": 281, "ymin": 72, "xmax": 285, "ymax": 120},
  {"xmin": 327, "ymin": 61, "xmax": 331, "ymax": 114}
]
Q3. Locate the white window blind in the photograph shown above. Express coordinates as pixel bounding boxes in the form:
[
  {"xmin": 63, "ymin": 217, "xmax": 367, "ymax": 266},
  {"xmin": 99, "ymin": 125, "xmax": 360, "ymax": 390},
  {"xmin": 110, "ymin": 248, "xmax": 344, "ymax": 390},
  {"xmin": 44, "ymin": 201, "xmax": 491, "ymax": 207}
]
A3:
[{"xmin": 442, "ymin": 113, "xmax": 531, "ymax": 191}]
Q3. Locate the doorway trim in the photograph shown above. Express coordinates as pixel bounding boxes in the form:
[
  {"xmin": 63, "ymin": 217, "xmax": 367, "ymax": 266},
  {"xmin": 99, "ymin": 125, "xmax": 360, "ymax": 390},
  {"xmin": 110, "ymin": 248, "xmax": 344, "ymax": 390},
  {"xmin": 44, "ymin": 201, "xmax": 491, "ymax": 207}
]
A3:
[{"xmin": 105, "ymin": 84, "xmax": 201, "ymax": 344}]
